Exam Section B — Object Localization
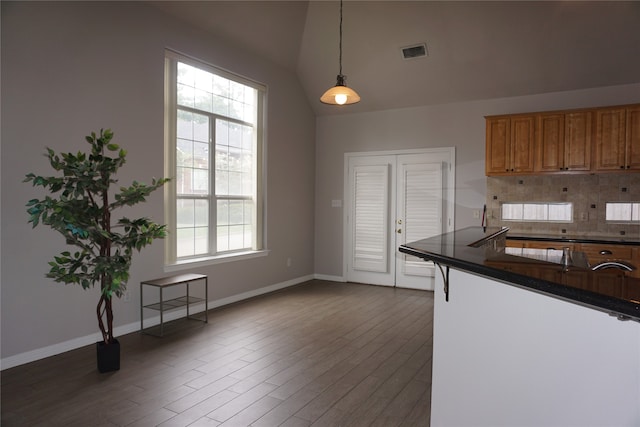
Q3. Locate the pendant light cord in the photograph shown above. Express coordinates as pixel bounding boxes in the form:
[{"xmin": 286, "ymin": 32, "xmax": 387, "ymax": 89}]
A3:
[
  {"xmin": 339, "ymin": 0, "xmax": 343, "ymax": 76},
  {"xmin": 320, "ymin": 0, "xmax": 360, "ymax": 104}
]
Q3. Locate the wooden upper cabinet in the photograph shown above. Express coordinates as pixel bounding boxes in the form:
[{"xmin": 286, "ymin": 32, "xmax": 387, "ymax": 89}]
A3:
[
  {"xmin": 535, "ymin": 111, "xmax": 591, "ymax": 173},
  {"xmin": 510, "ymin": 116, "xmax": 535, "ymax": 173},
  {"xmin": 564, "ymin": 111, "xmax": 591, "ymax": 171},
  {"xmin": 488, "ymin": 103, "xmax": 639, "ymax": 176},
  {"xmin": 486, "ymin": 115, "xmax": 534, "ymax": 175},
  {"xmin": 593, "ymin": 105, "xmax": 640, "ymax": 171},
  {"xmin": 535, "ymin": 113, "xmax": 564, "ymax": 172},
  {"xmin": 626, "ymin": 105, "xmax": 640, "ymax": 170},
  {"xmin": 486, "ymin": 117, "xmax": 510, "ymax": 175},
  {"xmin": 594, "ymin": 107, "xmax": 627, "ymax": 171}
]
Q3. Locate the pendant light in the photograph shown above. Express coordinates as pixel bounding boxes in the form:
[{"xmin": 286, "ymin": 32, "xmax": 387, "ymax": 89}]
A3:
[{"xmin": 320, "ymin": 0, "xmax": 361, "ymax": 105}]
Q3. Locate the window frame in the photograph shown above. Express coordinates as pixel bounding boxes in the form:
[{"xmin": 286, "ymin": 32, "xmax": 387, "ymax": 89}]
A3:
[
  {"xmin": 164, "ymin": 50, "xmax": 267, "ymax": 270},
  {"xmin": 605, "ymin": 202, "xmax": 640, "ymax": 223},
  {"xmin": 501, "ymin": 202, "xmax": 573, "ymax": 223}
]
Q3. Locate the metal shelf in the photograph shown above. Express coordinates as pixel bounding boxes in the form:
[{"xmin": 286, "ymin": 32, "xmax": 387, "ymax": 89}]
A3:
[
  {"xmin": 143, "ymin": 295, "xmax": 205, "ymax": 311},
  {"xmin": 140, "ymin": 273, "xmax": 208, "ymax": 337}
]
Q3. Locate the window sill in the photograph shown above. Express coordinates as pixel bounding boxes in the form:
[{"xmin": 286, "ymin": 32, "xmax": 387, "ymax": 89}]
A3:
[
  {"xmin": 164, "ymin": 249, "xmax": 270, "ymax": 273},
  {"xmin": 605, "ymin": 221, "xmax": 640, "ymax": 225}
]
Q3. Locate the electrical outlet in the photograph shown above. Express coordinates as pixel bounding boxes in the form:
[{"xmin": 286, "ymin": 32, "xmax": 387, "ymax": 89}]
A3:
[
  {"xmin": 473, "ymin": 210, "xmax": 480, "ymax": 219},
  {"xmin": 287, "ymin": 257, "xmax": 292, "ymax": 267},
  {"xmin": 123, "ymin": 291, "xmax": 131, "ymax": 302}
]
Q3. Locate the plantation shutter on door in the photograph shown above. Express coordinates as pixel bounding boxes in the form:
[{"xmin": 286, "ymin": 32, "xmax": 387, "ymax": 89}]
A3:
[
  {"xmin": 352, "ymin": 164, "xmax": 390, "ymax": 273},
  {"xmin": 346, "ymin": 149, "xmax": 454, "ymax": 289},
  {"xmin": 399, "ymin": 161, "xmax": 442, "ymax": 277}
]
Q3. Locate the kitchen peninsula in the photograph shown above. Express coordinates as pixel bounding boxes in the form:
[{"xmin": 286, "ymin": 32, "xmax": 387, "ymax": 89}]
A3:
[{"xmin": 400, "ymin": 227, "xmax": 640, "ymax": 427}]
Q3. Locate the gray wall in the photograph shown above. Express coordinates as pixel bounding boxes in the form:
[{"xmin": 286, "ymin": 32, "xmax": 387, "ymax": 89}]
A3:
[
  {"xmin": 1, "ymin": 2, "xmax": 316, "ymax": 362},
  {"xmin": 314, "ymin": 85, "xmax": 640, "ymax": 277}
]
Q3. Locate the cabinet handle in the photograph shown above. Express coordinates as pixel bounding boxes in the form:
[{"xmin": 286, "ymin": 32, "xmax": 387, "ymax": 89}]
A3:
[
  {"xmin": 599, "ymin": 250, "xmax": 612, "ymax": 255},
  {"xmin": 620, "ymin": 165, "xmax": 625, "ymax": 169}
]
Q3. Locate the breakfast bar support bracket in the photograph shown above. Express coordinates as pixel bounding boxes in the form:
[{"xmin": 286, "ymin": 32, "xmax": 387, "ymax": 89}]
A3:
[{"xmin": 435, "ymin": 262, "xmax": 450, "ymax": 302}]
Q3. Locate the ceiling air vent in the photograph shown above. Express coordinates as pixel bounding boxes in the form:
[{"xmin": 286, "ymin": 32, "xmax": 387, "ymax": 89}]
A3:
[{"xmin": 401, "ymin": 43, "xmax": 428, "ymax": 60}]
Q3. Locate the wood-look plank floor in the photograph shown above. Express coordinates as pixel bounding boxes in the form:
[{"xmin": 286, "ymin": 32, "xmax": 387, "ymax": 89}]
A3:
[{"xmin": 1, "ymin": 280, "xmax": 434, "ymax": 426}]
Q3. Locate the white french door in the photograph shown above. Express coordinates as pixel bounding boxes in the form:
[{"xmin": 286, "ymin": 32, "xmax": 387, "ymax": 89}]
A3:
[{"xmin": 345, "ymin": 149, "xmax": 454, "ymax": 290}]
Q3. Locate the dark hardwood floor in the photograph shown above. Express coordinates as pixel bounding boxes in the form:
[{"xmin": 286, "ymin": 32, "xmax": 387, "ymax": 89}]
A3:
[{"xmin": 1, "ymin": 280, "xmax": 434, "ymax": 426}]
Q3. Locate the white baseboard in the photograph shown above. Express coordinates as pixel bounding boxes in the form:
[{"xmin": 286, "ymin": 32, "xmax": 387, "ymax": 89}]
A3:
[
  {"xmin": 0, "ymin": 274, "xmax": 314, "ymax": 371},
  {"xmin": 313, "ymin": 273, "xmax": 345, "ymax": 282}
]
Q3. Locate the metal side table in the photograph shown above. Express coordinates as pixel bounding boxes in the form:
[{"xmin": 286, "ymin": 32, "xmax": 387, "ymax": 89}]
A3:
[{"xmin": 140, "ymin": 273, "xmax": 208, "ymax": 337}]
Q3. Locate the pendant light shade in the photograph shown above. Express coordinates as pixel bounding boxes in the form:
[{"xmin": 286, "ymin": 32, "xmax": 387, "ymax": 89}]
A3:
[
  {"xmin": 320, "ymin": 75, "xmax": 361, "ymax": 105},
  {"xmin": 320, "ymin": 0, "xmax": 361, "ymax": 105}
]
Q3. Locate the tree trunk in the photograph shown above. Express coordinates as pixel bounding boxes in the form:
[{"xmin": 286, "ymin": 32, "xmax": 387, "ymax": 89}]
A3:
[
  {"xmin": 97, "ymin": 169, "xmax": 114, "ymax": 344},
  {"xmin": 96, "ymin": 293, "xmax": 114, "ymax": 344}
]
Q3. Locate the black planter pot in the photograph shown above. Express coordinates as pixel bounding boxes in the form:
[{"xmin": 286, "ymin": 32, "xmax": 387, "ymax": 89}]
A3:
[{"xmin": 96, "ymin": 338, "xmax": 120, "ymax": 373}]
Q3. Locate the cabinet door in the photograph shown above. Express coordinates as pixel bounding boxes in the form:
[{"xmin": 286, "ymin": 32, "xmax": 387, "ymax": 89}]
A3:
[
  {"xmin": 587, "ymin": 271, "xmax": 625, "ymax": 298},
  {"xmin": 510, "ymin": 116, "xmax": 535, "ymax": 173},
  {"xmin": 626, "ymin": 106, "xmax": 640, "ymax": 170},
  {"xmin": 625, "ymin": 278, "xmax": 640, "ymax": 301},
  {"xmin": 564, "ymin": 111, "xmax": 591, "ymax": 171},
  {"xmin": 578, "ymin": 243, "xmax": 633, "ymax": 263},
  {"xmin": 535, "ymin": 113, "xmax": 564, "ymax": 172},
  {"xmin": 578, "ymin": 243, "xmax": 636, "ymax": 278},
  {"xmin": 505, "ymin": 239, "xmax": 525, "ymax": 249},
  {"xmin": 486, "ymin": 117, "xmax": 510, "ymax": 175},
  {"xmin": 594, "ymin": 108, "xmax": 626, "ymax": 171}
]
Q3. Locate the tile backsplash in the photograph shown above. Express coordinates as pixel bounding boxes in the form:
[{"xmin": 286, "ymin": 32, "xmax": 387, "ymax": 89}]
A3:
[{"xmin": 486, "ymin": 174, "xmax": 640, "ymax": 239}]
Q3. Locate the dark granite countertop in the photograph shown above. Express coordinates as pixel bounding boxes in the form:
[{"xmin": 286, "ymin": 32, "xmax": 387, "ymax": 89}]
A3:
[{"xmin": 399, "ymin": 227, "xmax": 640, "ymax": 322}]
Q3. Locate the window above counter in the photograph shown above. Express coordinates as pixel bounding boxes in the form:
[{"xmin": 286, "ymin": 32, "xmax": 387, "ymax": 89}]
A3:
[
  {"xmin": 501, "ymin": 202, "xmax": 573, "ymax": 223},
  {"xmin": 606, "ymin": 202, "xmax": 640, "ymax": 223},
  {"xmin": 486, "ymin": 174, "xmax": 640, "ymax": 238}
]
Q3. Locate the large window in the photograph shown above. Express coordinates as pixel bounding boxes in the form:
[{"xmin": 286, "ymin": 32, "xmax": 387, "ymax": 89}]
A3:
[{"xmin": 165, "ymin": 51, "xmax": 266, "ymax": 267}]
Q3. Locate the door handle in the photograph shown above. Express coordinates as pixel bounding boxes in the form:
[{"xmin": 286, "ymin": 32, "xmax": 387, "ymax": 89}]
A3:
[{"xmin": 397, "ymin": 229, "xmax": 402, "ymax": 234}]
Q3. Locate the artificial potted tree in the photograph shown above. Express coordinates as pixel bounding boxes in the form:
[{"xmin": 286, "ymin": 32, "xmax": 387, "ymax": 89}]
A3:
[{"xmin": 25, "ymin": 129, "xmax": 169, "ymax": 373}]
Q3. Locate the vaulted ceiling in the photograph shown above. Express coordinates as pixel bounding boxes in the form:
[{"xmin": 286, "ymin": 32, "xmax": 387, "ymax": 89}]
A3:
[{"xmin": 150, "ymin": 1, "xmax": 640, "ymax": 116}]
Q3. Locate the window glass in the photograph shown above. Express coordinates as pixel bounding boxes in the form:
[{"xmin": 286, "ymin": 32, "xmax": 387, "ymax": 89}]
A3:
[
  {"xmin": 166, "ymin": 52, "xmax": 265, "ymax": 264},
  {"xmin": 502, "ymin": 202, "xmax": 573, "ymax": 223},
  {"xmin": 606, "ymin": 202, "xmax": 640, "ymax": 222}
]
